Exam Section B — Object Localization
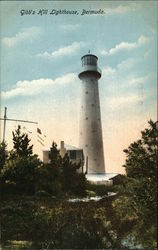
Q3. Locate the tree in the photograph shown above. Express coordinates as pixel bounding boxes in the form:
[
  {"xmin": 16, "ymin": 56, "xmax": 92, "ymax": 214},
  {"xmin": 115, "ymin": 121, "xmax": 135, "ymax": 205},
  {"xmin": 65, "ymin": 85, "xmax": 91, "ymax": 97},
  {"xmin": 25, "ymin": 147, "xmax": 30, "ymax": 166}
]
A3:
[
  {"xmin": 114, "ymin": 120, "xmax": 157, "ymax": 249},
  {"xmin": 0, "ymin": 141, "xmax": 7, "ymax": 170},
  {"xmin": 62, "ymin": 153, "xmax": 86, "ymax": 195},
  {"xmin": 12, "ymin": 125, "xmax": 33, "ymax": 157},
  {"xmin": 49, "ymin": 141, "xmax": 62, "ymax": 180},
  {"xmin": 123, "ymin": 120, "xmax": 157, "ymax": 213},
  {"xmin": 1, "ymin": 155, "xmax": 40, "ymax": 194},
  {"xmin": 37, "ymin": 142, "xmax": 86, "ymax": 196},
  {"xmin": 123, "ymin": 120, "xmax": 157, "ymax": 179},
  {"xmin": 1, "ymin": 126, "xmax": 41, "ymax": 195},
  {"xmin": 36, "ymin": 142, "xmax": 63, "ymax": 195}
]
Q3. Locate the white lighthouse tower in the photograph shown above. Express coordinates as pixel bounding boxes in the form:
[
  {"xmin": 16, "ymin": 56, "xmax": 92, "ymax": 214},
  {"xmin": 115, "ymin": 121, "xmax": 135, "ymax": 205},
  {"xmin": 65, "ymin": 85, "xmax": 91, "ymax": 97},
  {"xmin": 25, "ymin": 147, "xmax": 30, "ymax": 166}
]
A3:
[{"xmin": 79, "ymin": 53, "xmax": 105, "ymax": 174}]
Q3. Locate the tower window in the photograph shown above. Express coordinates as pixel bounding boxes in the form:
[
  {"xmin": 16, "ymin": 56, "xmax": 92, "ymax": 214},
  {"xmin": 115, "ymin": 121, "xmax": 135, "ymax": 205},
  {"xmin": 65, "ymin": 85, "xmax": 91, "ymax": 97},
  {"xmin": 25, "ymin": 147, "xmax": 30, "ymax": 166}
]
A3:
[
  {"xmin": 85, "ymin": 144, "xmax": 88, "ymax": 147},
  {"xmin": 82, "ymin": 55, "xmax": 97, "ymax": 66},
  {"xmin": 91, "ymin": 104, "xmax": 95, "ymax": 107},
  {"xmin": 86, "ymin": 117, "xmax": 88, "ymax": 120},
  {"xmin": 85, "ymin": 91, "xmax": 88, "ymax": 94}
]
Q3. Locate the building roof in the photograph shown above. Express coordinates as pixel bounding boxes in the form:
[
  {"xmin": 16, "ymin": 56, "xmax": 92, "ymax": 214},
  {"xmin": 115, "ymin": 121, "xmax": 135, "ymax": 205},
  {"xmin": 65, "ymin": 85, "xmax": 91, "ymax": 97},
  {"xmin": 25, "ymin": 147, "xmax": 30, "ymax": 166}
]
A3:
[
  {"xmin": 42, "ymin": 143, "xmax": 82, "ymax": 152},
  {"xmin": 64, "ymin": 143, "xmax": 82, "ymax": 150},
  {"xmin": 81, "ymin": 54, "xmax": 98, "ymax": 60},
  {"xmin": 86, "ymin": 173, "xmax": 119, "ymax": 182}
]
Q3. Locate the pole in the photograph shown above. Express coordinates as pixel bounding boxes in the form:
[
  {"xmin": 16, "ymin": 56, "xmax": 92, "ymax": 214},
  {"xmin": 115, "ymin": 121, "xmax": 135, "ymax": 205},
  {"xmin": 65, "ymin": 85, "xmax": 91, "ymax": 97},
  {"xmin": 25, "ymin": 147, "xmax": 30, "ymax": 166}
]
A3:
[
  {"xmin": 81, "ymin": 151, "xmax": 84, "ymax": 174},
  {"xmin": 85, "ymin": 156, "xmax": 88, "ymax": 174},
  {"xmin": 3, "ymin": 107, "xmax": 7, "ymax": 142},
  {"xmin": 0, "ymin": 118, "xmax": 38, "ymax": 124},
  {"xmin": 0, "ymin": 107, "xmax": 38, "ymax": 143}
]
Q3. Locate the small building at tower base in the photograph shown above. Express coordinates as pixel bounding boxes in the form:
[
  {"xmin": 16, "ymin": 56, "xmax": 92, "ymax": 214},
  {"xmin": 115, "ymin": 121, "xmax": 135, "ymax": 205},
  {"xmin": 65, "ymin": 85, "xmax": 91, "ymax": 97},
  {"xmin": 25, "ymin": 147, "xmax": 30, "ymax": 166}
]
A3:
[{"xmin": 43, "ymin": 141, "xmax": 84, "ymax": 172}]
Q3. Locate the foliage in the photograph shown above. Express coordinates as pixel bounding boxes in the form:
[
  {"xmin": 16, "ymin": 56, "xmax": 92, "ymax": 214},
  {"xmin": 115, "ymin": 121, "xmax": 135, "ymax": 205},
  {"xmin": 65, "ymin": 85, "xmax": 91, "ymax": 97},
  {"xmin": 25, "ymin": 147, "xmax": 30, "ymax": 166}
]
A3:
[
  {"xmin": 1, "ymin": 196, "xmax": 131, "ymax": 249},
  {"xmin": 86, "ymin": 182, "xmax": 116, "ymax": 196},
  {"xmin": 1, "ymin": 128, "xmax": 86, "ymax": 196},
  {"xmin": 123, "ymin": 120, "xmax": 157, "ymax": 179},
  {"xmin": 2, "ymin": 240, "xmax": 32, "ymax": 250},
  {"xmin": 12, "ymin": 125, "xmax": 33, "ymax": 157},
  {"xmin": 0, "ymin": 141, "xmax": 7, "ymax": 170},
  {"xmin": 113, "ymin": 120, "xmax": 158, "ymax": 249},
  {"xmin": 123, "ymin": 120, "xmax": 157, "ymax": 217},
  {"xmin": 61, "ymin": 153, "xmax": 86, "ymax": 195},
  {"xmin": 36, "ymin": 142, "xmax": 86, "ymax": 196},
  {"xmin": 1, "ymin": 126, "xmax": 41, "ymax": 195},
  {"xmin": 36, "ymin": 162, "xmax": 62, "ymax": 195},
  {"xmin": 1, "ymin": 155, "xmax": 40, "ymax": 195},
  {"xmin": 1, "ymin": 120, "xmax": 157, "ymax": 249}
]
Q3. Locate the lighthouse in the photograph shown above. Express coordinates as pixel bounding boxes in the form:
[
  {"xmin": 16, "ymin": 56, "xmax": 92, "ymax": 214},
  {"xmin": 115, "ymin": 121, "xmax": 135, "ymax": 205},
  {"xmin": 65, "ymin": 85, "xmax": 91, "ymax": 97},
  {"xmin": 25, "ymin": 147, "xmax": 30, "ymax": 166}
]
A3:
[{"xmin": 79, "ymin": 53, "xmax": 105, "ymax": 174}]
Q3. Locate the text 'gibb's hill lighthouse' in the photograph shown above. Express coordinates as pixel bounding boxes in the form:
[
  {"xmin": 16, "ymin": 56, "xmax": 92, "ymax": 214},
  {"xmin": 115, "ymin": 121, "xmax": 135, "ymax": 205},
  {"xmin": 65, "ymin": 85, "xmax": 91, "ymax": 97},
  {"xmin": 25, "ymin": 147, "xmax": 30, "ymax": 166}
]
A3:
[{"xmin": 79, "ymin": 53, "xmax": 105, "ymax": 174}]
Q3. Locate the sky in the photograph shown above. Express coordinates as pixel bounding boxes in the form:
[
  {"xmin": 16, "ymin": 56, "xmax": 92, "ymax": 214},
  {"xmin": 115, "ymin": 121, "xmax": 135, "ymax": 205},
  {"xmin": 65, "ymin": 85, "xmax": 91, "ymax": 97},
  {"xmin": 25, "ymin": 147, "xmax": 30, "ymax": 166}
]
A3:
[{"xmin": 0, "ymin": 1, "xmax": 157, "ymax": 174}]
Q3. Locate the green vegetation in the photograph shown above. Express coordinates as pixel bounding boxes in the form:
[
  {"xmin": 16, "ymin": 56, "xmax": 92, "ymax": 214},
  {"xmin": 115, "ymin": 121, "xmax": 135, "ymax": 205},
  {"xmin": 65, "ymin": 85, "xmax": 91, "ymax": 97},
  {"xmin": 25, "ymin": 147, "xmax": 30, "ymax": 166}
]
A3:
[
  {"xmin": 0, "ymin": 141, "xmax": 7, "ymax": 170},
  {"xmin": 1, "ymin": 194, "xmax": 133, "ymax": 250},
  {"xmin": 1, "ymin": 126, "xmax": 86, "ymax": 197},
  {"xmin": 37, "ymin": 142, "xmax": 86, "ymax": 196},
  {"xmin": 12, "ymin": 125, "xmax": 33, "ymax": 157},
  {"xmin": 1, "ymin": 126, "xmax": 41, "ymax": 195},
  {"xmin": 0, "ymin": 121, "xmax": 157, "ymax": 249},
  {"xmin": 114, "ymin": 120, "xmax": 157, "ymax": 249},
  {"xmin": 86, "ymin": 182, "xmax": 116, "ymax": 196}
]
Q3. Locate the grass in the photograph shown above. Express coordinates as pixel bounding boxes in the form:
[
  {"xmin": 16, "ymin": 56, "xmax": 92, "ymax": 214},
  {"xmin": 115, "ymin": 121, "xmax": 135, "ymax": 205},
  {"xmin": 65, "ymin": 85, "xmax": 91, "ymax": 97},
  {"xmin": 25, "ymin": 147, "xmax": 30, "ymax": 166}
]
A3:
[
  {"xmin": 0, "ymin": 183, "xmax": 137, "ymax": 249},
  {"xmin": 2, "ymin": 240, "xmax": 32, "ymax": 250}
]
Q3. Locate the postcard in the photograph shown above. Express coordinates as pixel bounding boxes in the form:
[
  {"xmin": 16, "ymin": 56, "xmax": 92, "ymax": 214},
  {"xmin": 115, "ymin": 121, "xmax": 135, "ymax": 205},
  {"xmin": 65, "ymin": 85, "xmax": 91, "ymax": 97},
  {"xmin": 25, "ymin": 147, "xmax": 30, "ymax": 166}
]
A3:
[{"xmin": 0, "ymin": 1, "xmax": 157, "ymax": 249}]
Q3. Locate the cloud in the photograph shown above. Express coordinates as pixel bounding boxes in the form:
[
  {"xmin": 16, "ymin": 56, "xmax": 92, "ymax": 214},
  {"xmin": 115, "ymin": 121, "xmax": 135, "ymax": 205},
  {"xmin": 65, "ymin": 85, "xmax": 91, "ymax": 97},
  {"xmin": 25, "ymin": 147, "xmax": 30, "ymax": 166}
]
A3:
[
  {"xmin": 101, "ymin": 64, "xmax": 149, "ymax": 91},
  {"xmin": 100, "ymin": 35, "xmax": 149, "ymax": 56},
  {"xmin": 60, "ymin": 24, "xmax": 80, "ymax": 31},
  {"xmin": 100, "ymin": 60, "xmax": 149, "ymax": 109},
  {"xmin": 144, "ymin": 50, "xmax": 151, "ymax": 59},
  {"xmin": 37, "ymin": 41, "xmax": 85, "ymax": 59},
  {"xmin": 116, "ymin": 57, "xmax": 147, "ymax": 75},
  {"xmin": 125, "ymin": 75, "xmax": 149, "ymax": 87},
  {"xmin": 105, "ymin": 3, "xmax": 142, "ymax": 15},
  {"xmin": 2, "ymin": 27, "xmax": 41, "ymax": 47},
  {"xmin": 107, "ymin": 94, "xmax": 144, "ymax": 110},
  {"xmin": 102, "ymin": 66, "xmax": 116, "ymax": 76},
  {"xmin": 90, "ymin": 3, "xmax": 141, "ymax": 17},
  {"xmin": 101, "ymin": 49, "xmax": 108, "ymax": 56},
  {"xmin": 106, "ymin": 5, "xmax": 132, "ymax": 15},
  {"xmin": 2, "ymin": 73, "xmax": 77, "ymax": 99},
  {"xmin": 117, "ymin": 58, "xmax": 136, "ymax": 70}
]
